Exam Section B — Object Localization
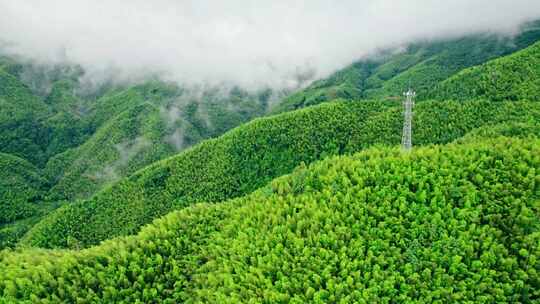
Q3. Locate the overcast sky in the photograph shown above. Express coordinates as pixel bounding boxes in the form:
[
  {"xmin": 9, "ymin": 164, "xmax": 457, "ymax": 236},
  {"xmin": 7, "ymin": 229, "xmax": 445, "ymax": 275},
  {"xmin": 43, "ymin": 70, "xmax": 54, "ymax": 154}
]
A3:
[{"xmin": 1, "ymin": 0, "xmax": 540, "ymax": 89}]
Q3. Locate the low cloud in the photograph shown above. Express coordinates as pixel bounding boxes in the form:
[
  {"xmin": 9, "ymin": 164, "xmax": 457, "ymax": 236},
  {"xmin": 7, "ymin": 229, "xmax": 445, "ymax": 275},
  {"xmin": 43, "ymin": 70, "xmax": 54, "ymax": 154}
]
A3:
[
  {"xmin": 1, "ymin": 0, "xmax": 539, "ymax": 89},
  {"xmin": 92, "ymin": 136, "xmax": 151, "ymax": 182}
]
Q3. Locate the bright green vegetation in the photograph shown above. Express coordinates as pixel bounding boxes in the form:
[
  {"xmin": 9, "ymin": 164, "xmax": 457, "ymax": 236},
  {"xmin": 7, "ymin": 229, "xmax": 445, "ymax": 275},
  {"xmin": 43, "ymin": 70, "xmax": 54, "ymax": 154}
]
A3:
[
  {"xmin": 2, "ymin": 20, "xmax": 540, "ymax": 302},
  {"xmin": 22, "ymin": 100, "xmax": 540, "ymax": 249},
  {"xmin": 275, "ymin": 21, "xmax": 540, "ymax": 113},
  {"xmin": 21, "ymin": 100, "xmax": 391, "ymax": 248},
  {"xmin": 2, "ymin": 136, "xmax": 538, "ymax": 303},
  {"xmin": 429, "ymin": 41, "xmax": 540, "ymax": 102},
  {"xmin": 0, "ymin": 56, "xmax": 271, "ymax": 190},
  {"xmin": 455, "ymin": 121, "xmax": 540, "ymax": 144},
  {"xmin": 2, "ymin": 22, "xmax": 539, "ymax": 248},
  {"xmin": 42, "ymin": 79, "xmax": 93, "ymax": 158},
  {"xmin": 41, "ymin": 30, "xmax": 540, "ymax": 202}
]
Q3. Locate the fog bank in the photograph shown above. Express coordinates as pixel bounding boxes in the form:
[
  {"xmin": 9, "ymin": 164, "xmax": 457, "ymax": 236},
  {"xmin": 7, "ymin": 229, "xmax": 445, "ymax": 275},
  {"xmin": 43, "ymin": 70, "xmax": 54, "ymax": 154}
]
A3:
[{"xmin": 1, "ymin": 0, "xmax": 539, "ymax": 89}]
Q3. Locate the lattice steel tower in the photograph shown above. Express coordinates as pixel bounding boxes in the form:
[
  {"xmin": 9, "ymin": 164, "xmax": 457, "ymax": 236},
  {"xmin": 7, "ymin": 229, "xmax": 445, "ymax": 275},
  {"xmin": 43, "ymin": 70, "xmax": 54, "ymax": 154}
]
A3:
[{"xmin": 402, "ymin": 88, "xmax": 416, "ymax": 151}]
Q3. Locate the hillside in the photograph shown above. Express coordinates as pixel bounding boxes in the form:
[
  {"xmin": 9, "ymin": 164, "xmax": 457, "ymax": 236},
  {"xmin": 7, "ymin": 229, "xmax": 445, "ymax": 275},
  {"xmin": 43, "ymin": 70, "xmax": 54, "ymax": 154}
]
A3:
[
  {"xmin": 44, "ymin": 102, "xmax": 176, "ymax": 200},
  {"xmin": 2, "ymin": 136, "xmax": 538, "ymax": 302},
  {"xmin": 22, "ymin": 99, "xmax": 540, "ymax": 249},
  {"xmin": 0, "ymin": 58, "xmax": 274, "ymax": 243},
  {"xmin": 429, "ymin": 41, "xmax": 540, "ymax": 101},
  {"xmin": 0, "ymin": 67, "xmax": 50, "ymax": 165},
  {"xmin": 2, "ymin": 5, "xmax": 540, "ymax": 302},
  {"xmin": 44, "ymin": 82, "xmax": 271, "ymax": 201},
  {"xmin": 0, "ymin": 23, "xmax": 537, "ymax": 208},
  {"xmin": 0, "ymin": 57, "xmax": 272, "ymax": 175},
  {"xmin": 0, "ymin": 58, "xmax": 93, "ymax": 164},
  {"xmin": 41, "ymin": 78, "xmax": 94, "ymax": 158},
  {"xmin": 274, "ymin": 20, "xmax": 540, "ymax": 113},
  {"xmin": 37, "ymin": 33, "xmax": 540, "ymax": 202},
  {"xmin": 455, "ymin": 121, "xmax": 540, "ymax": 143},
  {"xmin": 0, "ymin": 153, "xmax": 50, "ymax": 249},
  {"xmin": 0, "ymin": 153, "xmax": 47, "ymax": 225}
]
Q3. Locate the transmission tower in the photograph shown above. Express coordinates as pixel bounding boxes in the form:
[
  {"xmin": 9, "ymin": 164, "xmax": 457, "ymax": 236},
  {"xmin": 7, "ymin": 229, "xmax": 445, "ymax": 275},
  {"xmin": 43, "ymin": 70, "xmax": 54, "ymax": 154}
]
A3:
[{"xmin": 401, "ymin": 88, "xmax": 416, "ymax": 151}]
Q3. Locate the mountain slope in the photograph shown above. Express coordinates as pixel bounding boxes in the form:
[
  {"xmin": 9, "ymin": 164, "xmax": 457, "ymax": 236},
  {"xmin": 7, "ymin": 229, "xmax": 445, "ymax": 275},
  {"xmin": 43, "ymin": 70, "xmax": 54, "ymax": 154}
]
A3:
[
  {"xmin": 0, "ymin": 68, "xmax": 50, "ymax": 165},
  {"xmin": 0, "ymin": 58, "xmax": 279, "ymax": 249},
  {"xmin": 41, "ymin": 33, "xmax": 539, "ymax": 202},
  {"xmin": 3, "ymin": 20, "xmax": 540, "ymax": 252},
  {"xmin": 44, "ymin": 82, "xmax": 271, "ymax": 201},
  {"xmin": 275, "ymin": 21, "xmax": 540, "ymax": 113},
  {"xmin": 44, "ymin": 101, "xmax": 175, "ymax": 200},
  {"xmin": 0, "ymin": 58, "xmax": 94, "ymax": 165},
  {"xmin": 0, "ymin": 153, "xmax": 52, "ymax": 249},
  {"xmin": 454, "ymin": 121, "xmax": 540, "ymax": 143},
  {"xmin": 2, "ymin": 136, "xmax": 539, "ymax": 303},
  {"xmin": 0, "ymin": 153, "xmax": 47, "ymax": 225},
  {"xmin": 22, "ymin": 100, "xmax": 540, "ymax": 249},
  {"xmin": 41, "ymin": 78, "xmax": 93, "ymax": 158},
  {"xmin": 0, "ymin": 54, "xmax": 274, "ymax": 199},
  {"xmin": 429, "ymin": 41, "xmax": 540, "ymax": 101},
  {"xmin": 2, "ymin": 22, "xmax": 539, "ymax": 202}
]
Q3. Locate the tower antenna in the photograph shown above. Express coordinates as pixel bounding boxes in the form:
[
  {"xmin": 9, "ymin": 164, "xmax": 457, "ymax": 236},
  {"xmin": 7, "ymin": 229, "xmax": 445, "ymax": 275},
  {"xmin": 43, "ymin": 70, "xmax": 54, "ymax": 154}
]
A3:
[{"xmin": 402, "ymin": 87, "xmax": 416, "ymax": 151}]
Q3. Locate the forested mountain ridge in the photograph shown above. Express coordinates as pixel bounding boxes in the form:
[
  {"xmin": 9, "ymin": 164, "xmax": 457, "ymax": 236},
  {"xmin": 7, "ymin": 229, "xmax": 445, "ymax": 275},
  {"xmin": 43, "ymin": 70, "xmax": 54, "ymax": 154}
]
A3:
[
  {"xmin": 2, "ymin": 25, "xmax": 540, "ymax": 250},
  {"xmin": 0, "ymin": 59, "xmax": 276, "ymax": 249},
  {"xmin": 22, "ymin": 99, "xmax": 540, "ymax": 249},
  {"xmin": 44, "ymin": 83, "xmax": 274, "ymax": 201},
  {"xmin": 1, "ymin": 15, "xmax": 540, "ymax": 302},
  {"xmin": 0, "ymin": 67, "xmax": 51, "ymax": 165},
  {"xmin": 0, "ymin": 153, "xmax": 46, "ymax": 225},
  {"xmin": 428, "ymin": 40, "xmax": 540, "ymax": 101},
  {"xmin": 274, "ymin": 20, "xmax": 540, "ymax": 113},
  {"xmin": 0, "ymin": 153, "xmax": 68, "ymax": 249},
  {"xmin": 0, "ymin": 62, "xmax": 274, "ymax": 200},
  {"xmin": 2, "ymin": 135, "xmax": 539, "ymax": 302}
]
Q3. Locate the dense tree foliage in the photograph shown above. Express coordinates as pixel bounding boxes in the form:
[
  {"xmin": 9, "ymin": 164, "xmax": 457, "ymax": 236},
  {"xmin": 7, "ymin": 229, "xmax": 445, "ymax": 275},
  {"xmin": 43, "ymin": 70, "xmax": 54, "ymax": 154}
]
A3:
[
  {"xmin": 0, "ymin": 153, "xmax": 46, "ymax": 224},
  {"xmin": 1, "ymin": 22, "xmax": 539, "ymax": 248},
  {"xmin": 42, "ymin": 79, "xmax": 93, "ymax": 157},
  {"xmin": 0, "ymin": 68, "xmax": 50, "ymax": 165},
  {"xmin": 0, "ymin": 59, "xmax": 274, "ymax": 247},
  {"xmin": 1, "ymin": 136, "xmax": 538, "ymax": 303},
  {"xmin": 429, "ymin": 41, "xmax": 540, "ymax": 102},
  {"xmin": 1, "ymin": 20, "xmax": 540, "ymax": 302},
  {"xmin": 0, "ymin": 58, "xmax": 90, "ymax": 166},
  {"xmin": 0, "ymin": 201, "xmax": 65, "ymax": 250},
  {"xmin": 0, "ymin": 56, "xmax": 273, "ymax": 194},
  {"xmin": 274, "ymin": 20, "xmax": 540, "ymax": 113},
  {"xmin": 0, "ymin": 153, "xmax": 52, "ymax": 249},
  {"xmin": 454, "ymin": 121, "xmax": 540, "ymax": 144},
  {"xmin": 21, "ymin": 100, "xmax": 540, "ymax": 249},
  {"xmin": 44, "ymin": 101, "xmax": 177, "ymax": 200},
  {"xmin": 44, "ymin": 82, "xmax": 272, "ymax": 201}
]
